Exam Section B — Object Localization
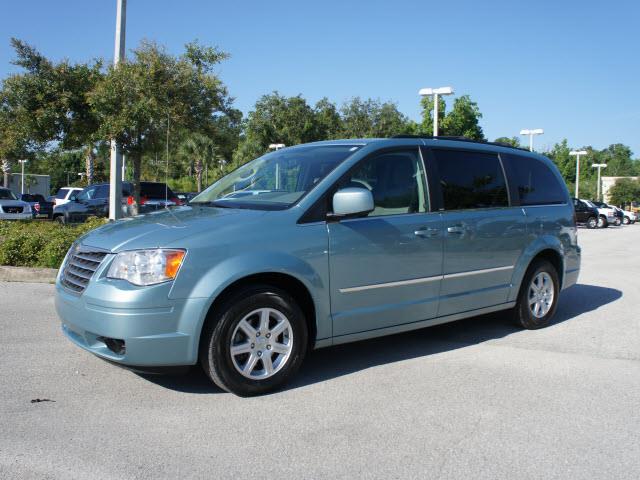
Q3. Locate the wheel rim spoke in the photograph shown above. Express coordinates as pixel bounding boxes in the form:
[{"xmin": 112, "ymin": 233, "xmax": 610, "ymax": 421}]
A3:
[
  {"xmin": 243, "ymin": 353, "xmax": 259, "ymax": 374},
  {"xmin": 238, "ymin": 319, "xmax": 257, "ymax": 338},
  {"xmin": 262, "ymin": 353, "xmax": 274, "ymax": 375},
  {"xmin": 259, "ymin": 309, "xmax": 271, "ymax": 333},
  {"xmin": 271, "ymin": 342, "xmax": 290, "ymax": 355},
  {"xmin": 230, "ymin": 342, "xmax": 252, "ymax": 356}
]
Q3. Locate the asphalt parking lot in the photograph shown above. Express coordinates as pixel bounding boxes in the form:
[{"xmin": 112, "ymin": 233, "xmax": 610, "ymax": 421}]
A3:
[{"xmin": 1, "ymin": 225, "xmax": 639, "ymax": 479}]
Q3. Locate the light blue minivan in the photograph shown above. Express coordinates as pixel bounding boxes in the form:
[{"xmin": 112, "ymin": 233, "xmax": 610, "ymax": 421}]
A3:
[{"xmin": 55, "ymin": 136, "xmax": 580, "ymax": 395}]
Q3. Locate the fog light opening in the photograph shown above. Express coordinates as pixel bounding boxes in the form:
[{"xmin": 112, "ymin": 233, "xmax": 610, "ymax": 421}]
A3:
[{"xmin": 98, "ymin": 337, "xmax": 126, "ymax": 355}]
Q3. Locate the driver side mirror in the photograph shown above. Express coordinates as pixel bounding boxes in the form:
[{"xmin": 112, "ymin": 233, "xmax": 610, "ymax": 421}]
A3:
[{"xmin": 330, "ymin": 188, "xmax": 374, "ymax": 219}]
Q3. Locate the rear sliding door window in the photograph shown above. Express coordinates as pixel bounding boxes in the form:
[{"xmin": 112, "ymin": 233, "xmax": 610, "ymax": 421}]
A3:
[
  {"xmin": 503, "ymin": 154, "xmax": 566, "ymax": 205},
  {"xmin": 433, "ymin": 150, "xmax": 508, "ymax": 210}
]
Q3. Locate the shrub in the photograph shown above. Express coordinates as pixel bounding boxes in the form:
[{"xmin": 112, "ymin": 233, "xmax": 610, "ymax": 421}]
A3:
[{"xmin": 0, "ymin": 218, "xmax": 108, "ymax": 269}]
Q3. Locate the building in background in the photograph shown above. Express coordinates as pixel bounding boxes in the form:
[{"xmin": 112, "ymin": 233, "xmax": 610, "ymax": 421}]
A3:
[
  {"xmin": 8, "ymin": 174, "xmax": 51, "ymax": 197},
  {"xmin": 602, "ymin": 176, "xmax": 640, "ymax": 203}
]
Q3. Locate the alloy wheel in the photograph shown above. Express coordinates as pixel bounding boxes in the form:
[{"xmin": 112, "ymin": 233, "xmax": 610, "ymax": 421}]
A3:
[
  {"xmin": 229, "ymin": 308, "xmax": 293, "ymax": 380},
  {"xmin": 528, "ymin": 272, "xmax": 555, "ymax": 318}
]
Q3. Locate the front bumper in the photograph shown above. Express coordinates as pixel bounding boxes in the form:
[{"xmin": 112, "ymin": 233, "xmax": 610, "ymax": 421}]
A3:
[
  {"xmin": 0, "ymin": 212, "xmax": 33, "ymax": 220},
  {"xmin": 55, "ymin": 275, "xmax": 209, "ymax": 367}
]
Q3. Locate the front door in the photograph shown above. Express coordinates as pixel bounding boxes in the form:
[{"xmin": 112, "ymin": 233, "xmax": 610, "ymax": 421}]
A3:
[
  {"xmin": 328, "ymin": 148, "xmax": 443, "ymax": 338},
  {"xmin": 428, "ymin": 148, "xmax": 527, "ymax": 317}
]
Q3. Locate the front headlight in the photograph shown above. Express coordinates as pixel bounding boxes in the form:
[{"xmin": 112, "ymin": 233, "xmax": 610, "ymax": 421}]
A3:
[{"xmin": 107, "ymin": 249, "xmax": 186, "ymax": 286}]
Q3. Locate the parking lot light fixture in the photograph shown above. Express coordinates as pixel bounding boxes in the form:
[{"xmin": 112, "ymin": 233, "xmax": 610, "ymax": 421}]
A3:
[
  {"xmin": 569, "ymin": 150, "xmax": 588, "ymax": 198},
  {"xmin": 419, "ymin": 86, "xmax": 454, "ymax": 137},
  {"xmin": 592, "ymin": 163, "xmax": 607, "ymax": 201},
  {"xmin": 520, "ymin": 129, "xmax": 544, "ymax": 152}
]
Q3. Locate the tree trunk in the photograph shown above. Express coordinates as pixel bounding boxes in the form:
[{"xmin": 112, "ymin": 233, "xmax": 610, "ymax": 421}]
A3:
[
  {"xmin": 132, "ymin": 152, "xmax": 142, "ymax": 216},
  {"xmin": 1, "ymin": 159, "xmax": 10, "ymax": 188},
  {"xmin": 195, "ymin": 158, "xmax": 203, "ymax": 192},
  {"xmin": 85, "ymin": 147, "xmax": 95, "ymax": 185}
]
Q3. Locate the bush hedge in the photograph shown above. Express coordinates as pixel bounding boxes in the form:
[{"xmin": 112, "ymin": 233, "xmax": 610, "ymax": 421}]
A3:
[{"xmin": 0, "ymin": 217, "xmax": 107, "ymax": 269}]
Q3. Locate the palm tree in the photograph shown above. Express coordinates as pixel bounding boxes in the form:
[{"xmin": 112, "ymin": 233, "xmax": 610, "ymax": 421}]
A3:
[{"xmin": 180, "ymin": 133, "xmax": 215, "ymax": 192}]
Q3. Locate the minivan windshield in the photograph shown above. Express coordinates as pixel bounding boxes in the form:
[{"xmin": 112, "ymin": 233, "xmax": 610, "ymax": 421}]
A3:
[
  {"xmin": 191, "ymin": 144, "xmax": 361, "ymax": 210},
  {"xmin": 0, "ymin": 189, "xmax": 18, "ymax": 200}
]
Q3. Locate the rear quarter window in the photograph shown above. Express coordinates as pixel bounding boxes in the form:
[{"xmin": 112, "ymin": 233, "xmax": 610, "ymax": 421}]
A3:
[{"xmin": 503, "ymin": 154, "xmax": 566, "ymax": 206}]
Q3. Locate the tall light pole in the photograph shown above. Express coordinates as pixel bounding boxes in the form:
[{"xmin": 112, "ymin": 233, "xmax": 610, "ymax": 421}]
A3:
[
  {"xmin": 268, "ymin": 144, "xmax": 285, "ymax": 189},
  {"xmin": 18, "ymin": 160, "xmax": 28, "ymax": 194},
  {"xmin": 569, "ymin": 150, "xmax": 587, "ymax": 198},
  {"xmin": 520, "ymin": 129, "xmax": 544, "ymax": 152},
  {"xmin": 592, "ymin": 163, "xmax": 607, "ymax": 201},
  {"xmin": 108, "ymin": 0, "xmax": 126, "ymax": 220},
  {"xmin": 419, "ymin": 86, "xmax": 454, "ymax": 136}
]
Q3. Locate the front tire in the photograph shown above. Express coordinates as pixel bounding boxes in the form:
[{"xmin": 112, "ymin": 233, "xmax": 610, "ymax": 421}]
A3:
[
  {"xmin": 614, "ymin": 217, "xmax": 622, "ymax": 226},
  {"xmin": 513, "ymin": 260, "xmax": 559, "ymax": 330},
  {"xmin": 597, "ymin": 215, "xmax": 608, "ymax": 228},
  {"xmin": 200, "ymin": 285, "xmax": 308, "ymax": 396},
  {"xmin": 622, "ymin": 216, "xmax": 630, "ymax": 225},
  {"xmin": 586, "ymin": 216, "xmax": 597, "ymax": 229}
]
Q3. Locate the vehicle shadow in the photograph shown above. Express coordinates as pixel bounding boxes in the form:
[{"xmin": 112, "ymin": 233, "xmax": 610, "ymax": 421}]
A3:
[{"xmin": 137, "ymin": 283, "xmax": 621, "ymax": 395}]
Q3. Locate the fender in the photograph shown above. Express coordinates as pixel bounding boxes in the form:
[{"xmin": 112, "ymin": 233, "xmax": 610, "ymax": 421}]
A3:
[
  {"xmin": 177, "ymin": 250, "xmax": 331, "ymax": 347},
  {"xmin": 507, "ymin": 234, "xmax": 565, "ymax": 303}
]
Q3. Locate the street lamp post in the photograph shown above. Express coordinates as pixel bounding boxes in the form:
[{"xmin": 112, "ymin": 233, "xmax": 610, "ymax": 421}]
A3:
[
  {"xmin": 18, "ymin": 160, "xmax": 28, "ymax": 194},
  {"xmin": 519, "ymin": 129, "xmax": 544, "ymax": 152},
  {"xmin": 108, "ymin": 0, "xmax": 126, "ymax": 220},
  {"xmin": 569, "ymin": 150, "xmax": 587, "ymax": 198},
  {"xmin": 592, "ymin": 163, "xmax": 607, "ymax": 202},
  {"xmin": 419, "ymin": 86, "xmax": 454, "ymax": 136}
]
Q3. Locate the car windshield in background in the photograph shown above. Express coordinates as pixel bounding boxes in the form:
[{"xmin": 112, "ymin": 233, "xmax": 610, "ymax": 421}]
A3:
[
  {"xmin": 191, "ymin": 144, "xmax": 361, "ymax": 210},
  {"xmin": 141, "ymin": 183, "xmax": 175, "ymax": 199},
  {"xmin": 0, "ymin": 189, "xmax": 18, "ymax": 200},
  {"xmin": 56, "ymin": 188, "xmax": 70, "ymax": 199}
]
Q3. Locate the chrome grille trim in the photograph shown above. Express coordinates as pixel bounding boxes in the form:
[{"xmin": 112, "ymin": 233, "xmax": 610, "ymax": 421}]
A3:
[{"xmin": 60, "ymin": 246, "xmax": 108, "ymax": 294}]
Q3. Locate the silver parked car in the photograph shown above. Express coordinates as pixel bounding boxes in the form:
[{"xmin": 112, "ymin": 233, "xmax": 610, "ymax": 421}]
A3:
[{"xmin": 0, "ymin": 188, "xmax": 32, "ymax": 220}]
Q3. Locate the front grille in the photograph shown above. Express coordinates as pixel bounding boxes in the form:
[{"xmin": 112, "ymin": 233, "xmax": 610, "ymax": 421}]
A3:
[
  {"xmin": 3, "ymin": 206, "xmax": 23, "ymax": 214},
  {"xmin": 60, "ymin": 247, "xmax": 108, "ymax": 294}
]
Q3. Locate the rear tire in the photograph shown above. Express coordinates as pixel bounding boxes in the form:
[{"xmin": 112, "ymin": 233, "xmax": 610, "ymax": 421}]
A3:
[
  {"xmin": 54, "ymin": 215, "xmax": 65, "ymax": 225},
  {"xmin": 586, "ymin": 216, "xmax": 597, "ymax": 229},
  {"xmin": 199, "ymin": 285, "xmax": 308, "ymax": 396},
  {"xmin": 614, "ymin": 217, "xmax": 621, "ymax": 226},
  {"xmin": 512, "ymin": 260, "xmax": 560, "ymax": 330},
  {"xmin": 622, "ymin": 217, "xmax": 630, "ymax": 225}
]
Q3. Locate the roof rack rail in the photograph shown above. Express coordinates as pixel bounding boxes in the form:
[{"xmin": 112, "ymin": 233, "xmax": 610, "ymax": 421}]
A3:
[{"xmin": 391, "ymin": 135, "xmax": 531, "ymax": 152}]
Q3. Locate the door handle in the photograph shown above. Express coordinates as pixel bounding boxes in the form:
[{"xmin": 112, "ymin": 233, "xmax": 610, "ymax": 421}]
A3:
[
  {"xmin": 414, "ymin": 227, "xmax": 440, "ymax": 238},
  {"xmin": 447, "ymin": 225, "xmax": 465, "ymax": 235}
]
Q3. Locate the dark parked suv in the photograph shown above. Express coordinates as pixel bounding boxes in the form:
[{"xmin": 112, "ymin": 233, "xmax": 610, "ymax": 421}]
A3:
[
  {"xmin": 572, "ymin": 198, "xmax": 599, "ymax": 228},
  {"xmin": 52, "ymin": 181, "xmax": 182, "ymax": 224}
]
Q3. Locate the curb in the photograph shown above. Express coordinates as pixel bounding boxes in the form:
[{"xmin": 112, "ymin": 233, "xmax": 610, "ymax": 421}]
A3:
[{"xmin": 0, "ymin": 266, "xmax": 58, "ymax": 283}]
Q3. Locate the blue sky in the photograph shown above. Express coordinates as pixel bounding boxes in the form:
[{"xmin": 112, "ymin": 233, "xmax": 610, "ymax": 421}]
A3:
[{"xmin": 1, "ymin": 0, "xmax": 639, "ymax": 155}]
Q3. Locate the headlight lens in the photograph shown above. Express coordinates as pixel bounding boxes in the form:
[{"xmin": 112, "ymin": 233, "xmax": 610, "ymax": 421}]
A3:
[{"xmin": 107, "ymin": 249, "xmax": 186, "ymax": 286}]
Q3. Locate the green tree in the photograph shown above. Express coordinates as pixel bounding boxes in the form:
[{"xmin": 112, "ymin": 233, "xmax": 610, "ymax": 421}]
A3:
[
  {"xmin": 494, "ymin": 136, "xmax": 522, "ymax": 148},
  {"xmin": 89, "ymin": 40, "xmax": 232, "ymax": 205},
  {"xmin": 417, "ymin": 94, "xmax": 484, "ymax": 140},
  {"xmin": 314, "ymin": 97, "xmax": 342, "ymax": 140},
  {"xmin": 441, "ymin": 95, "xmax": 484, "ymax": 140},
  {"xmin": 179, "ymin": 133, "xmax": 216, "ymax": 192},
  {"xmin": 339, "ymin": 97, "xmax": 410, "ymax": 138},
  {"xmin": 608, "ymin": 178, "xmax": 640, "ymax": 205},
  {"xmin": 0, "ymin": 38, "xmax": 103, "ymax": 184}
]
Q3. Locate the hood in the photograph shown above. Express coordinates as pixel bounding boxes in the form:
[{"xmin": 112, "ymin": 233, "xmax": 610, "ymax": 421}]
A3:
[
  {"xmin": 0, "ymin": 199, "xmax": 29, "ymax": 207},
  {"xmin": 79, "ymin": 206, "xmax": 268, "ymax": 252}
]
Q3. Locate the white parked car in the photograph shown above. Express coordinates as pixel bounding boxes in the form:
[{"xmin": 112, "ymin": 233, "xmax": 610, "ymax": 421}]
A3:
[
  {"xmin": 582, "ymin": 199, "xmax": 615, "ymax": 228},
  {"xmin": 620, "ymin": 208, "xmax": 636, "ymax": 224},
  {"xmin": 54, "ymin": 187, "xmax": 84, "ymax": 206},
  {"xmin": 0, "ymin": 187, "xmax": 32, "ymax": 220}
]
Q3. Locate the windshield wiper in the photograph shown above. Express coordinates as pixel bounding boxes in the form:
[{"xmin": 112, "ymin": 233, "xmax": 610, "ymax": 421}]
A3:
[{"xmin": 191, "ymin": 200, "xmax": 234, "ymax": 208}]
